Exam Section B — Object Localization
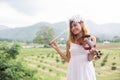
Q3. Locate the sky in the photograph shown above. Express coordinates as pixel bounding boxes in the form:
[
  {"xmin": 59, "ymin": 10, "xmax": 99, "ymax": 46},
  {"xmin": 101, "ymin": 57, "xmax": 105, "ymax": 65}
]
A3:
[{"xmin": 0, "ymin": 0, "xmax": 120, "ymax": 28}]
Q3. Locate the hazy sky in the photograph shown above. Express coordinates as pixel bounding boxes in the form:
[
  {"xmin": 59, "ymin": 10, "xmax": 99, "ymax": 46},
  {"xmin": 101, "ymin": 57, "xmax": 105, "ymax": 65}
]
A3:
[{"xmin": 0, "ymin": 0, "xmax": 120, "ymax": 28}]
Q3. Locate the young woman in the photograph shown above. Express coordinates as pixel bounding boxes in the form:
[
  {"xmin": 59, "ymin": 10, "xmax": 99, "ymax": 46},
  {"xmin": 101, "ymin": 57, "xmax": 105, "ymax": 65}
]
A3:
[{"xmin": 50, "ymin": 15, "xmax": 96, "ymax": 80}]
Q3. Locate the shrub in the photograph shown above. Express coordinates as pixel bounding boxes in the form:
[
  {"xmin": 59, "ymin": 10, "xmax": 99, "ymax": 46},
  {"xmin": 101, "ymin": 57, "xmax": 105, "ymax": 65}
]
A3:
[
  {"xmin": 112, "ymin": 62, "xmax": 116, "ymax": 65},
  {"xmin": 56, "ymin": 58, "xmax": 60, "ymax": 62},
  {"xmin": 49, "ymin": 69, "xmax": 52, "ymax": 72},
  {"xmin": 37, "ymin": 64, "xmax": 41, "ymax": 68},
  {"xmin": 101, "ymin": 54, "xmax": 109, "ymax": 67},
  {"xmin": 101, "ymin": 62, "xmax": 105, "ymax": 66},
  {"xmin": 111, "ymin": 66, "xmax": 117, "ymax": 70},
  {"xmin": 0, "ymin": 42, "xmax": 38, "ymax": 80}
]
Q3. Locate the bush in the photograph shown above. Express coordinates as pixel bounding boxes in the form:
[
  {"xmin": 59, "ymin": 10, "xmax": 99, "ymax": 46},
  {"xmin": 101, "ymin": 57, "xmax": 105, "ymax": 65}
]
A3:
[
  {"xmin": 0, "ymin": 42, "xmax": 38, "ymax": 80},
  {"xmin": 42, "ymin": 67, "xmax": 46, "ymax": 70},
  {"xmin": 56, "ymin": 58, "xmax": 60, "ymax": 62},
  {"xmin": 44, "ymin": 44, "xmax": 50, "ymax": 48},
  {"xmin": 61, "ymin": 59, "xmax": 65, "ymax": 64},
  {"xmin": 101, "ymin": 63, "xmax": 105, "ymax": 66},
  {"xmin": 1, "ymin": 62, "xmax": 37, "ymax": 80},
  {"xmin": 111, "ymin": 66, "xmax": 117, "ymax": 70},
  {"xmin": 101, "ymin": 54, "xmax": 109, "ymax": 67},
  {"xmin": 37, "ymin": 64, "xmax": 41, "ymax": 68},
  {"xmin": 112, "ymin": 62, "xmax": 116, "ymax": 65},
  {"xmin": 49, "ymin": 69, "xmax": 52, "ymax": 72}
]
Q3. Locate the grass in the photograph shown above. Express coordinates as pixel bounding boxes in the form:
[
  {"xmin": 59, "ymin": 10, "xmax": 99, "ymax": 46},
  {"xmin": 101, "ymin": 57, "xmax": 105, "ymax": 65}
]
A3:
[{"xmin": 17, "ymin": 45, "xmax": 120, "ymax": 80}]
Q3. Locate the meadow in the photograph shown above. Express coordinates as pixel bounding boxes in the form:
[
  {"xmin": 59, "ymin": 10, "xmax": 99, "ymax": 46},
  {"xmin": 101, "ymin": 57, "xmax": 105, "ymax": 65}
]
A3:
[{"xmin": 18, "ymin": 43, "xmax": 120, "ymax": 80}]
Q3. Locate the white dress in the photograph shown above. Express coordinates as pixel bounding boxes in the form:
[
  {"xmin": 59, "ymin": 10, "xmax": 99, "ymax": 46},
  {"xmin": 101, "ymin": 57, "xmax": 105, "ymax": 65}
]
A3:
[{"xmin": 66, "ymin": 43, "xmax": 96, "ymax": 80}]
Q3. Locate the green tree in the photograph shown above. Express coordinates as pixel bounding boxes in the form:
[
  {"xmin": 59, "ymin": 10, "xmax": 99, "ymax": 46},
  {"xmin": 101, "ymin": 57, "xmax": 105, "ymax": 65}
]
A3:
[
  {"xmin": 112, "ymin": 36, "xmax": 120, "ymax": 42},
  {"xmin": 33, "ymin": 26, "xmax": 54, "ymax": 47},
  {"xmin": 96, "ymin": 37, "xmax": 102, "ymax": 43}
]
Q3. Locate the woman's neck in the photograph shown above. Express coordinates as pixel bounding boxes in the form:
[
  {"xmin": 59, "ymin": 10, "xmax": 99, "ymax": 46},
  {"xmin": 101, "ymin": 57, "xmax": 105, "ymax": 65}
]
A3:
[
  {"xmin": 74, "ymin": 33, "xmax": 83, "ymax": 43},
  {"xmin": 75, "ymin": 33, "xmax": 82, "ymax": 39}
]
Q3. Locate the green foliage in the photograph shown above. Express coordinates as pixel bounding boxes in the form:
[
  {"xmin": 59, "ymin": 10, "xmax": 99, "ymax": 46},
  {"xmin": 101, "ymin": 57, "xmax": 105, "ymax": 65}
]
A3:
[
  {"xmin": 111, "ymin": 62, "xmax": 117, "ymax": 70},
  {"xmin": 44, "ymin": 44, "xmax": 51, "ymax": 48},
  {"xmin": 61, "ymin": 59, "xmax": 65, "ymax": 64},
  {"xmin": 0, "ymin": 62, "xmax": 37, "ymax": 80},
  {"xmin": 96, "ymin": 37, "xmax": 103, "ymax": 43},
  {"xmin": 56, "ymin": 58, "xmax": 60, "ymax": 62},
  {"xmin": 0, "ymin": 38, "xmax": 12, "ymax": 42},
  {"xmin": 5, "ymin": 42, "xmax": 21, "ymax": 59},
  {"xmin": 112, "ymin": 36, "xmax": 120, "ymax": 42},
  {"xmin": 0, "ymin": 42, "xmax": 38, "ymax": 80},
  {"xmin": 19, "ymin": 48, "xmax": 120, "ymax": 80},
  {"xmin": 111, "ymin": 66, "xmax": 117, "ymax": 70},
  {"xmin": 0, "ymin": 42, "xmax": 20, "ymax": 65},
  {"xmin": 33, "ymin": 26, "xmax": 54, "ymax": 46},
  {"xmin": 112, "ymin": 62, "xmax": 116, "ymax": 65},
  {"xmin": 101, "ymin": 54, "xmax": 109, "ymax": 66}
]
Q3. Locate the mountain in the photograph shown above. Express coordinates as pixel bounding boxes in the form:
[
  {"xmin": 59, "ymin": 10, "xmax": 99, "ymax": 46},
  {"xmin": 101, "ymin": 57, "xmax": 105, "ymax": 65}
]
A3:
[
  {"xmin": 85, "ymin": 20, "xmax": 120, "ymax": 40},
  {"xmin": 0, "ymin": 22, "xmax": 52, "ymax": 41},
  {"xmin": 0, "ymin": 25, "xmax": 9, "ymax": 30},
  {"xmin": 0, "ymin": 21, "xmax": 120, "ymax": 41}
]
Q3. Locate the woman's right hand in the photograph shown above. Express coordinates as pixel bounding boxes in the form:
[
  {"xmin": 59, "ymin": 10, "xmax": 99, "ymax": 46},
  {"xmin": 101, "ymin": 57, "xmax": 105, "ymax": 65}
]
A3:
[{"xmin": 50, "ymin": 40, "xmax": 58, "ymax": 50}]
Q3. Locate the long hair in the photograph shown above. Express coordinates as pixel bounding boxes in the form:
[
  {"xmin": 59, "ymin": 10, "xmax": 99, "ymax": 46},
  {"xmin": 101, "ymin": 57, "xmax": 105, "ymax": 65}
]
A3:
[{"xmin": 67, "ymin": 21, "xmax": 89, "ymax": 43}]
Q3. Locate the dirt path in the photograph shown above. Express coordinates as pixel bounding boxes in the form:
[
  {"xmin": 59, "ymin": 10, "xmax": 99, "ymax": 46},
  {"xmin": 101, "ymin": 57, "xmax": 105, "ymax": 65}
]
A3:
[
  {"xmin": 61, "ymin": 77, "xmax": 66, "ymax": 80},
  {"xmin": 97, "ymin": 44, "xmax": 120, "ymax": 49}
]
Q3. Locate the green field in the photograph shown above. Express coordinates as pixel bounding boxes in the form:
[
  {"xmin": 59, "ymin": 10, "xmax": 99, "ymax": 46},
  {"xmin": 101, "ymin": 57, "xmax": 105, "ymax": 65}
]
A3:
[{"xmin": 18, "ymin": 46, "xmax": 120, "ymax": 80}]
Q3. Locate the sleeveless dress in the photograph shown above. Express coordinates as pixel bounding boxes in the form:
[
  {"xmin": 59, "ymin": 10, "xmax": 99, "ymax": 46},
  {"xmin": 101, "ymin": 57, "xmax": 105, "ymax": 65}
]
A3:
[{"xmin": 66, "ymin": 43, "xmax": 96, "ymax": 80}]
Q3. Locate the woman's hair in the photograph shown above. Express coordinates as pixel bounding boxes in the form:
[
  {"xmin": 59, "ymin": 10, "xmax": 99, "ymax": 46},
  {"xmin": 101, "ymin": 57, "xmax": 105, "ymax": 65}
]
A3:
[{"xmin": 67, "ymin": 20, "xmax": 89, "ymax": 43}]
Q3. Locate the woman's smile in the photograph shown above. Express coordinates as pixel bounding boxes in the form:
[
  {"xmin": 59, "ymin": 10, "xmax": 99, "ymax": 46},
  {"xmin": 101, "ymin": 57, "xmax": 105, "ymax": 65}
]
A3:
[
  {"xmin": 72, "ymin": 28, "xmax": 80, "ymax": 34},
  {"xmin": 71, "ymin": 22, "xmax": 82, "ymax": 35}
]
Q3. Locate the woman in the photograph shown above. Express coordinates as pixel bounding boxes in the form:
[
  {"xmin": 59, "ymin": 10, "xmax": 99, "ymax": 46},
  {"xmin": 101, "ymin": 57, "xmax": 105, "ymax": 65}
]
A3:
[{"xmin": 50, "ymin": 15, "xmax": 96, "ymax": 80}]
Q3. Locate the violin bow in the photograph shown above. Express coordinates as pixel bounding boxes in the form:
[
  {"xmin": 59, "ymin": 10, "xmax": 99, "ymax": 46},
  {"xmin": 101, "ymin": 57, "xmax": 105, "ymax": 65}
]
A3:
[{"xmin": 49, "ymin": 28, "xmax": 68, "ymax": 45}]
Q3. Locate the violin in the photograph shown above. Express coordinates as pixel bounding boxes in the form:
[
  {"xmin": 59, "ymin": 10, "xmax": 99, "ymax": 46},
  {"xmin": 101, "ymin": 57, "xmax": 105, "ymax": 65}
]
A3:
[{"xmin": 77, "ymin": 35, "xmax": 101, "ymax": 59}]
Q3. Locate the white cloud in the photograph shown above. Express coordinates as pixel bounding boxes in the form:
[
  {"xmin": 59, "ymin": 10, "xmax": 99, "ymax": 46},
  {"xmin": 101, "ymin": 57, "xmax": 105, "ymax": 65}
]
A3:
[
  {"xmin": 0, "ymin": 2, "xmax": 37, "ymax": 27},
  {"xmin": 0, "ymin": 0, "xmax": 46, "ymax": 15},
  {"xmin": 0, "ymin": 0, "xmax": 120, "ymax": 28}
]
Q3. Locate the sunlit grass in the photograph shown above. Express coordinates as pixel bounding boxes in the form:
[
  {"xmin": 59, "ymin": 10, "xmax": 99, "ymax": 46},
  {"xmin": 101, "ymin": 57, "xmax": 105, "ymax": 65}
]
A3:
[{"xmin": 18, "ymin": 47, "xmax": 120, "ymax": 80}]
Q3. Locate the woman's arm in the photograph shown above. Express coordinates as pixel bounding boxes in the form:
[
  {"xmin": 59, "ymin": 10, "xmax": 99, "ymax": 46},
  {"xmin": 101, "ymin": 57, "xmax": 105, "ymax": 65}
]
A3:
[
  {"xmin": 50, "ymin": 40, "xmax": 70, "ymax": 62},
  {"xmin": 88, "ymin": 50, "xmax": 95, "ymax": 61},
  {"xmin": 88, "ymin": 36, "xmax": 96, "ymax": 61},
  {"xmin": 65, "ymin": 41, "xmax": 71, "ymax": 62}
]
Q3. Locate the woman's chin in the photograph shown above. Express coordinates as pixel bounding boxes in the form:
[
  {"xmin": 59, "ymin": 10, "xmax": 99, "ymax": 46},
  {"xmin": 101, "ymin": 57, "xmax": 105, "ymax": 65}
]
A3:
[
  {"xmin": 74, "ymin": 32, "xmax": 79, "ymax": 35},
  {"xmin": 73, "ymin": 33, "xmax": 79, "ymax": 36}
]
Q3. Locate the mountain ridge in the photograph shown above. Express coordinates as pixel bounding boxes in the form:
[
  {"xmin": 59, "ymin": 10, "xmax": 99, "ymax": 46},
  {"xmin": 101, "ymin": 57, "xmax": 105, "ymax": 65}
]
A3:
[{"xmin": 0, "ymin": 21, "xmax": 120, "ymax": 41}]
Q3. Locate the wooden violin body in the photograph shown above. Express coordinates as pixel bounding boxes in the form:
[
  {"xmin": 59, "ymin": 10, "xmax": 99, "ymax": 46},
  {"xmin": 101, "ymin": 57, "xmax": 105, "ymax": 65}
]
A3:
[
  {"xmin": 77, "ymin": 37, "xmax": 96, "ymax": 50},
  {"xmin": 77, "ymin": 35, "xmax": 101, "ymax": 59}
]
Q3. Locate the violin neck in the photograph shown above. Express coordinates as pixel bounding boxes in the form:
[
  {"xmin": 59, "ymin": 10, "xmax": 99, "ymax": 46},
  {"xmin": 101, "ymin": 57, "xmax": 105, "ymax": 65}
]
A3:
[{"xmin": 82, "ymin": 34, "xmax": 91, "ymax": 38}]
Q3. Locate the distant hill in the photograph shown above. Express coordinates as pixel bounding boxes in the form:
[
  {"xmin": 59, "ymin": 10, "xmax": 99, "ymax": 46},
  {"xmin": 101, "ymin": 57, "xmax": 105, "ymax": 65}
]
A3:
[
  {"xmin": 0, "ymin": 21, "xmax": 120, "ymax": 41},
  {"xmin": 0, "ymin": 25, "xmax": 9, "ymax": 30},
  {"xmin": 0, "ymin": 22, "xmax": 52, "ymax": 41},
  {"xmin": 85, "ymin": 20, "xmax": 120, "ymax": 40}
]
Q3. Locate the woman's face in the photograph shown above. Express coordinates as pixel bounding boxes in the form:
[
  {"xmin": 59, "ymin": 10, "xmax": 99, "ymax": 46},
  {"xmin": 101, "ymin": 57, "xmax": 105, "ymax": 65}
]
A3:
[{"xmin": 70, "ymin": 22, "xmax": 82, "ymax": 35}]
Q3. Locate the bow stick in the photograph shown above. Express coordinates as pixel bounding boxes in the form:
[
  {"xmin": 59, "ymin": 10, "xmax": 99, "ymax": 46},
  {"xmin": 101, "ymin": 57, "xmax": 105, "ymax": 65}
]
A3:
[{"xmin": 49, "ymin": 28, "xmax": 68, "ymax": 45}]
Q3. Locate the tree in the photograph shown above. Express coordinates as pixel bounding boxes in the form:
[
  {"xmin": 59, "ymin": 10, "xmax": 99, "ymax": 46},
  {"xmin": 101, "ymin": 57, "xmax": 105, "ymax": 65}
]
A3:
[
  {"xmin": 112, "ymin": 36, "xmax": 120, "ymax": 42},
  {"xmin": 33, "ymin": 26, "xmax": 54, "ymax": 47},
  {"xmin": 96, "ymin": 37, "xmax": 102, "ymax": 43}
]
